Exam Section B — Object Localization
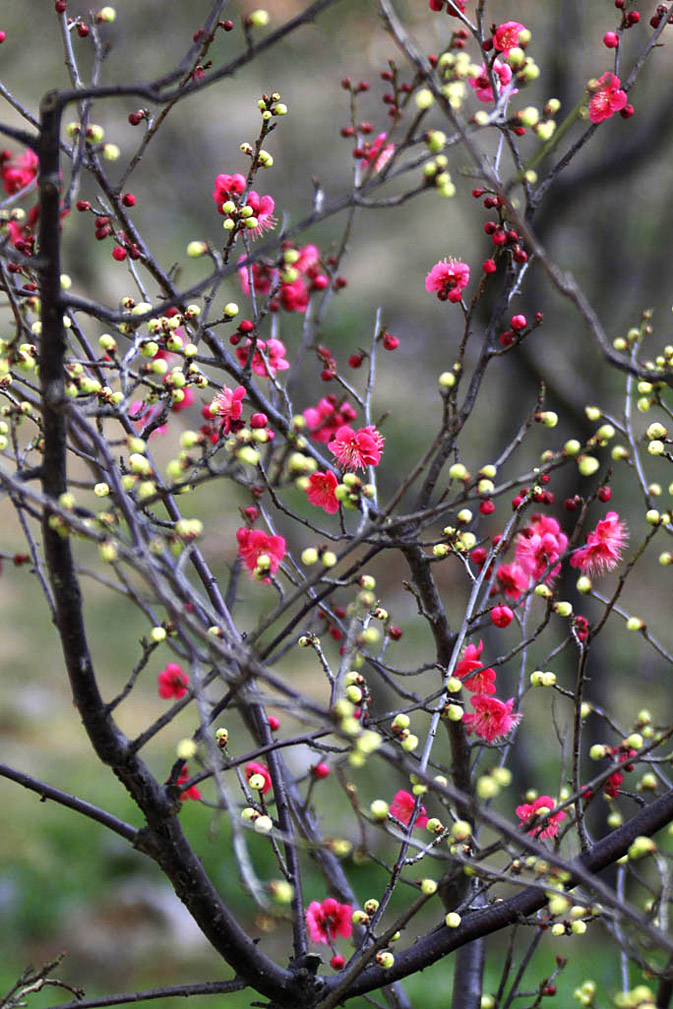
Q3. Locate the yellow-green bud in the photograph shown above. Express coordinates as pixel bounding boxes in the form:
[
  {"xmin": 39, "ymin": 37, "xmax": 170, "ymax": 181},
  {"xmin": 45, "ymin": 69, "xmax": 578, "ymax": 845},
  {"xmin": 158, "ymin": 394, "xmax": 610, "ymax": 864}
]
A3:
[
  {"xmin": 421, "ymin": 878, "xmax": 437, "ymax": 895},
  {"xmin": 577, "ymin": 455, "xmax": 600, "ymax": 476},
  {"xmin": 445, "ymin": 912, "xmax": 461, "ymax": 928},
  {"xmin": 248, "ymin": 9, "xmax": 270, "ymax": 27},
  {"xmin": 176, "ymin": 738, "xmax": 197, "ymax": 760},
  {"xmin": 370, "ymin": 800, "xmax": 389, "ymax": 820}
]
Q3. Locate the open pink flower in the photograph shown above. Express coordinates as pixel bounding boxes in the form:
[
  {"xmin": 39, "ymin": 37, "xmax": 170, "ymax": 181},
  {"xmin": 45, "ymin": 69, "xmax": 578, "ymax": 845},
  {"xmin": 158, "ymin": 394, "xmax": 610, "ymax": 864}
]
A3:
[
  {"xmin": 236, "ymin": 527, "xmax": 286, "ymax": 578},
  {"xmin": 243, "ymin": 189, "xmax": 276, "ymax": 238},
  {"xmin": 493, "ymin": 21, "xmax": 527, "ymax": 55},
  {"xmin": 306, "ymin": 471, "xmax": 340, "ymax": 514},
  {"xmin": 516, "ymin": 795, "xmax": 566, "ymax": 840},
  {"xmin": 455, "ymin": 641, "xmax": 497, "ymax": 695},
  {"xmin": 236, "ymin": 337, "xmax": 290, "ymax": 378},
  {"xmin": 588, "ymin": 73, "xmax": 628, "ymax": 124},
  {"xmin": 494, "ymin": 561, "xmax": 529, "ymax": 601},
  {"xmin": 425, "ymin": 258, "xmax": 470, "ymax": 303},
  {"xmin": 303, "ymin": 396, "xmax": 357, "ymax": 443},
  {"xmin": 1, "ymin": 147, "xmax": 38, "ymax": 196},
  {"xmin": 212, "ymin": 173, "xmax": 276, "ymax": 239},
  {"xmin": 390, "ymin": 790, "xmax": 429, "ymax": 828},
  {"xmin": 176, "ymin": 764, "xmax": 201, "ymax": 802},
  {"xmin": 463, "ymin": 695, "xmax": 521, "ymax": 743},
  {"xmin": 306, "ymin": 898, "xmax": 353, "ymax": 945},
  {"xmin": 469, "ymin": 59, "xmax": 514, "ymax": 103},
  {"xmin": 158, "ymin": 662, "xmax": 189, "ymax": 699},
  {"xmin": 209, "ymin": 384, "xmax": 246, "ymax": 433},
  {"xmin": 570, "ymin": 511, "xmax": 627, "ymax": 576},
  {"xmin": 245, "ymin": 760, "xmax": 272, "ymax": 794},
  {"xmin": 329, "ymin": 424, "xmax": 384, "ymax": 471},
  {"xmin": 515, "ymin": 514, "xmax": 568, "ymax": 584}
]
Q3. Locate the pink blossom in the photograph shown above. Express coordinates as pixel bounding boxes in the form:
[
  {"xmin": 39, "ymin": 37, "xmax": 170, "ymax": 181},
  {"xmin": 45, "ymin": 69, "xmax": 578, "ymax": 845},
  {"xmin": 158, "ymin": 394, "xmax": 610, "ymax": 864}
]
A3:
[
  {"xmin": 589, "ymin": 73, "xmax": 628, "ymax": 124},
  {"xmin": 494, "ymin": 561, "xmax": 529, "ymax": 601},
  {"xmin": 570, "ymin": 511, "xmax": 627, "ymax": 576},
  {"xmin": 236, "ymin": 337, "xmax": 290, "ymax": 378},
  {"xmin": 390, "ymin": 790, "xmax": 429, "ymax": 828},
  {"xmin": 490, "ymin": 605, "xmax": 513, "ymax": 628},
  {"xmin": 1, "ymin": 148, "xmax": 38, "ymax": 196},
  {"xmin": 303, "ymin": 396, "xmax": 357, "ymax": 443},
  {"xmin": 455, "ymin": 641, "xmax": 497, "ymax": 695},
  {"xmin": 469, "ymin": 59, "xmax": 514, "ymax": 103},
  {"xmin": 176, "ymin": 764, "xmax": 201, "ymax": 802},
  {"xmin": 306, "ymin": 471, "xmax": 340, "ymax": 514},
  {"xmin": 245, "ymin": 760, "xmax": 272, "ymax": 794},
  {"xmin": 306, "ymin": 899, "xmax": 353, "ymax": 945},
  {"xmin": 236, "ymin": 527, "xmax": 286, "ymax": 578},
  {"xmin": 515, "ymin": 514, "xmax": 568, "ymax": 584},
  {"xmin": 209, "ymin": 384, "xmax": 246, "ymax": 433},
  {"xmin": 328, "ymin": 424, "xmax": 384, "ymax": 471},
  {"xmin": 425, "ymin": 258, "xmax": 470, "ymax": 303},
  {"xmin": 358, "ymin": 132, "xmax": 395, "ymax": 172},
  {"xmin": 516, "ymin": 795, "xmax": 566, "ymax": 840},
  {"xmin": 463, "ymin": 695, "xmax": 521, "ymax": 743},
  {"xmin": 212, "ymin": 173, "xmax": 276, "ymax": 240},
  {"xmin": 157, "ymin": 662, "xmax": 189, "ymax": 699},
  {"xmin": 279, "ymin": 278, "xmax": 309, "ymax": 313},
  {"xmin": 493, "ymin": 21, "xmax": 527, "ymax": 55},
  {"xmin": 243, "ymin": 189, "xmax": 276, "ymax": 238},
  {"xmin": 212, "ymin": 173, "xmax": 246, "ymax": 203}
]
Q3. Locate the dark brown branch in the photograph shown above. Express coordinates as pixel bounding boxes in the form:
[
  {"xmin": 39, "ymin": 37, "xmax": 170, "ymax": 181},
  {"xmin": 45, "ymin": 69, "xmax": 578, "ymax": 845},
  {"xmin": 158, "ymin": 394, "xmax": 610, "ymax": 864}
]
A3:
[
  {"xmin": 338, "ymin": 787, "xmax": 673, "ymax": 1000},
  {"xmin": 40, "ymin": 979, "xmax": 248, "ymax": 1009},
  {"xmin": 0, "ymin": 763, "xmax": 137, "ymax": 843}
]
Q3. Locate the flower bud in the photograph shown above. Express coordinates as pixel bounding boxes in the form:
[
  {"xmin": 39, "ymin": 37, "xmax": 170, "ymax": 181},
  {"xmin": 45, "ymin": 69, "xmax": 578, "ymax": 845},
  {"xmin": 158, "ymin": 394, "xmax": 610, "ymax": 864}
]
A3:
[{"xmin": 370, "ymin": 800, "xmax": 389, "ymax": 820}]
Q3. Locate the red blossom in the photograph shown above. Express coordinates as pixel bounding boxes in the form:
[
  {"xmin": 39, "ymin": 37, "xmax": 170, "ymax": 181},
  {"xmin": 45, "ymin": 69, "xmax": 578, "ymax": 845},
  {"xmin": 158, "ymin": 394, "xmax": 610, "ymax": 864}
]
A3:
[
  {"xmin": 208, "ymin": 384, "xmax": 246, "ymax": 433},
  {"xmin": 588, "ymin": 72, "xmax": 628, "ymax": 124},
  {"xmin": 357, "ymin": 132, "xmax": 395, "ymax": 172},
  {"xmin": 469, "ymin": 59, "xmax": 514, "ymax": 102},
  {"xmin": 1, "ymin": 147, "xmax": 38, "ymax": 195},
  {"xmin": 425, "ymin": 258, "xmax": 470, "ymax": 303},
  {"xmin": 516, "ymin": 795, "xmax": 566, "ymax": 839},
  {"xmin": 463, "ymin": 695, "xmax": 521, "ymax": 743},
  {"xmin": 328, "ymin": 424, "xmax": 384, "ymax": 471},
  {"xmin": 493, "ymin": 21, "xmax": 527, "ymax": 54},
  {"xmin": 236, "ymin": 527, "xmax": 286, "ymax": 579},
  {"xmin": 303, "ymin": 396, "xmax": 357, "ymax": 443},
  {"xmin": 306, "ymin": 470, "xmax": 340, "ymax": 514},
  {"xmin": 490, "ymin": 605, "xmax": 513, "ymax": 628},
  {"xmin": 455, "ymin": 641, "xmax": 497, "ymax": 694},
  {"xmin": 213, "ymin": 172, "xmax": 276, "ymax": 239},
  {"xmin": 494, "ymin": 561, "xmax": 529, "ymax": 601},
  {"xmin": 176, "ymin": 764, "xmax": 201, "ymax": 801},
  {"xmin": 570, "ymin": 511, "xmax": 627, "ymax": 576},
  {"xmin": 306, "ymin": 898, "xmax": 353, "ymax": 944},
  {"xmin": 157, "ymin": 662, "xmax": 189, "ymax": 699},
  {"xmin": 515, "ymin": 514, "xmax": 568, "ymax": 584},
  {"xmin": 390, "ymin": 790, "xmax": 429, "ymax": 828},
  {"xmin": 236, "ymin": 337, "xmax": 290, "ymax": 377}
]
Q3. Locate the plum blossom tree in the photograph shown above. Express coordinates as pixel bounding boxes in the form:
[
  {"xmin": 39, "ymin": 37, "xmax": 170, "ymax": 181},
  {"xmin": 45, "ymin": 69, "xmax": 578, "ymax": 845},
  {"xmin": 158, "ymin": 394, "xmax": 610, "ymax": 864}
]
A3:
[{"xmin": 1, "ymin": 2, "xmax": 673, "ymax": 1009}]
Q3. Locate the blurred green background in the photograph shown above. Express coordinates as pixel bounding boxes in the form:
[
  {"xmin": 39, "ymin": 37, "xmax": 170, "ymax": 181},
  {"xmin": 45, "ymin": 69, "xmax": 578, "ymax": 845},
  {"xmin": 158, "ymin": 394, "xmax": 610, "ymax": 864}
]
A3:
[{"xmin": 1, "ymin": 0, "xmax": 672, "ymax": 1006}]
